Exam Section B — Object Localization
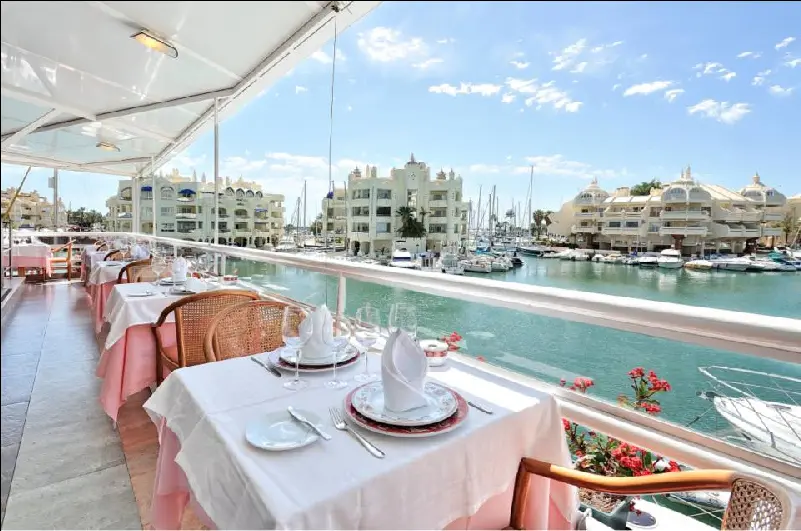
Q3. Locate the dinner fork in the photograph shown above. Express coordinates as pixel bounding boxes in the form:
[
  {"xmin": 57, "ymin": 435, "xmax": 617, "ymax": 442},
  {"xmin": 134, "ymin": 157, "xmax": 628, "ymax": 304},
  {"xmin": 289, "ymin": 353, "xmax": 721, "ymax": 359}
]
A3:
[{"xmin": 328, "ymin": 407, "xmax": 385, "ymax": 459}]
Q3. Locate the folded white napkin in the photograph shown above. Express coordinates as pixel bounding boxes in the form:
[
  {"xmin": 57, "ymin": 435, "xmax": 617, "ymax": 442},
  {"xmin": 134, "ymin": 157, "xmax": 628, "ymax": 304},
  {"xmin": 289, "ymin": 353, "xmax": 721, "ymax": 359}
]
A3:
[
  {"xmin": 184, "ymin": 277, "xmax": 207, "ymax": 293},
  {"xmin": 171, "ymin": 257, "xmax": 188, "ymax": 281},
  {"xmin": 381, "ymin": 329, "xmax": 428, "ymax": 412},
  {"xmin": 298, "ymin": 304, "xmax": 334, "ymax": 361}
]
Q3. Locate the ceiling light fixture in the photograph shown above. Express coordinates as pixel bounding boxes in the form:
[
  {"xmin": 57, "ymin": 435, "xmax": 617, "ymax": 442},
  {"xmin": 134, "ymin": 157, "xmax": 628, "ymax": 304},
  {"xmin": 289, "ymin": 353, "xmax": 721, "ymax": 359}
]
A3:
[
  {"xmin": 131, "ymin": 30, "xmax": 178, "ymax": 59},
  {"xmin": 96, "ymin": 141, "xmax": 121, "ymax": 152}
]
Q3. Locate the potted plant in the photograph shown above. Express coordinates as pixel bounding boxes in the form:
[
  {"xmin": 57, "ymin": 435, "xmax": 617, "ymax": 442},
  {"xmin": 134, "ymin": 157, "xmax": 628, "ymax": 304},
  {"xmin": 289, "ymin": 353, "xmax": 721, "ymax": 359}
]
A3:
[{"xmin": 560, "ymin": 368, "xmax": 679, "ymax": 529}]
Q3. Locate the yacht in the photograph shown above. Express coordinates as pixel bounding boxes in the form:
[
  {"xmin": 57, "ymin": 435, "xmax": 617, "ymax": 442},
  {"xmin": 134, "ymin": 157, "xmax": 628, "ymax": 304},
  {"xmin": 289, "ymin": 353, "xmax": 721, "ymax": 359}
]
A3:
[
  {"xmin": 440, "ymin": 252, "xmax": 465, "ymax": 275},
  {"xmin": 460, "ymin": 257, "xmax": 492, "ymax": 273},
  {"xmin": 274, "ymin": 236, "xmax": 298, "ymax": 252},
  {"xmin": 638, "ymin": 253, "xmax": 659, "ymax": 268},
  {"xmin": 389, "ymin": 249, "xmax": 418, "ymax": 269},
  {"xmin": 684, "ymin": 259, "xmax": 714, "ymax": 271},
  {"xmin": 657, "ymin": 249, "xmax": 684, "ymax": 269}
]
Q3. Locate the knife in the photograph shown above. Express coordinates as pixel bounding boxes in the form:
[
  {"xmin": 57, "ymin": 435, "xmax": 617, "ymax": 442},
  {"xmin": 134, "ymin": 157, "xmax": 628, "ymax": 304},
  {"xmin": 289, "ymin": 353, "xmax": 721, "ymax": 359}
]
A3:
[
  {"xmin": 467, "ymin": 400, "xmax": 494, "ymax": 415},
  {"xmin": 250, "ymin": 356, "xmax": 281, "ymax": 378},
  {"xmin": 287, "ymin": 407, "xmax": 331, "ymax": 440}
]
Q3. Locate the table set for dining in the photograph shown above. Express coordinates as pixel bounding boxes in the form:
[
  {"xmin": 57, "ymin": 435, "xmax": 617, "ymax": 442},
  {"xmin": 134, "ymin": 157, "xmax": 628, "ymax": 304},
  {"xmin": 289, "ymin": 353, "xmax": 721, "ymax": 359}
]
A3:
[{"xmin": 83, "ymin": 242, "xmax": 577, "ymax": 530}]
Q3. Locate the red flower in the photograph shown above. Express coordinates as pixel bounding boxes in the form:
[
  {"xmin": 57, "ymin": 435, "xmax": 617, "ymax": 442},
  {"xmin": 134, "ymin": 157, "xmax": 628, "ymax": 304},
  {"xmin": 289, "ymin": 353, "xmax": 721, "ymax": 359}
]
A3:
[
  {"xmin": 668, "ymin": 460, "xmax": 681, "ymax": 472},
  {"xmin": 562, "ymin": 418, "xmax": 571, "ymax": 431},
  {"xmin": 628, "ymin": 367, "xmax": 645, "ymax": 378},
  {"xmin": 476, "ymin": 356, "xmax": 486, "ymax": 362}
]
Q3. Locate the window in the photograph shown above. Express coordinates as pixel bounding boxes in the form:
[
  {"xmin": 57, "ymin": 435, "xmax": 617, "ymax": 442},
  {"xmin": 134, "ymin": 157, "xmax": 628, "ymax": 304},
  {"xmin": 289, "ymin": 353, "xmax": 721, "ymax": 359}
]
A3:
[
  {"xmin": 407, "ymin": 190, "xmax": 417, "ymax": 209},
  {"xmin": 352, "ymin": 189, "xmax": 370, "ymax": 200},
  {"xmin": 376, "ymin": 222, "xmax": 392, "ymax": 233},
  {"xmin": 377, "ymin": 189, "xmax": 392, "ymax": 200},
  {"xmin": 376, "ymin": 206, "xmax": 392, "ymax": 217},
  {"xmin": 351, "ymin": 206, "xmax": 370, "ymax": 217}
]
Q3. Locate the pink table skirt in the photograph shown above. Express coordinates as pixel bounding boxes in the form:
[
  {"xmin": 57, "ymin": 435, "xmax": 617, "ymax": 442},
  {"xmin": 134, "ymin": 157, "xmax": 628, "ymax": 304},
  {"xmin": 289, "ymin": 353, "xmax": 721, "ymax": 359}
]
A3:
[
  {"xmin": 97, "ymin": 323, "xmax": 175, "ymax": 422},
  {"xmin": 90, "ymin": 281, "xmax": 116, "ymax": 334},
  {"xmin": 151, "ymin": 424, "xmax": 574, "ymax": 530},
  {"xmin": 2, "ymin": 255, "xmax": 52, "ymax": 276}
]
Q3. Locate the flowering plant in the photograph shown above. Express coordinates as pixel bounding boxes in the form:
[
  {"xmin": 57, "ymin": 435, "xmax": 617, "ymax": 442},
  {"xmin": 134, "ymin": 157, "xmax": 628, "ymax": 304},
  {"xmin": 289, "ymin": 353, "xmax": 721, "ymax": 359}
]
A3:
[
  {"xmin": 560, "ymin": 368, "xmax": 679, "ymax": 479},
  {"xmin": 440, "ymin": 331, "xmax": 463, "ymax": 351}
]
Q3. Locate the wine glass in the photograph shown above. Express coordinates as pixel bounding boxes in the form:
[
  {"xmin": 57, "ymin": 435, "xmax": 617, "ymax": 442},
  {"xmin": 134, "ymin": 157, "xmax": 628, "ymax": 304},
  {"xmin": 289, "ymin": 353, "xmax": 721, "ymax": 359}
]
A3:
[
  {"xmin": 389, "ymin": 303, "xmax": 418, "ymax": 340},
  {"xmin": 353, "ymin": 306, "xmax": 381, "ymax": 383},
  {"xmin": 325, "ymin": 320, "xmax": 350, "ymax": 390},
  {"xmin": 150, "ymin": 256, "xmax": 167, "ymax": 287},
  {"xmin": 282, "ymin": 306, "xmax": 311, "ymax": 391}
]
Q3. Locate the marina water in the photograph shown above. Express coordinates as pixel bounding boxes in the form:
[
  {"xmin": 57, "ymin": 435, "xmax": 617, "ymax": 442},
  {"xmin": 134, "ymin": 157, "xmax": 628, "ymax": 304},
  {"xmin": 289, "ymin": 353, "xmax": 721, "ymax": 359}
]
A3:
[{"xmin": 236, "ymin": 256, "xmax": 800, "ymax": 450}]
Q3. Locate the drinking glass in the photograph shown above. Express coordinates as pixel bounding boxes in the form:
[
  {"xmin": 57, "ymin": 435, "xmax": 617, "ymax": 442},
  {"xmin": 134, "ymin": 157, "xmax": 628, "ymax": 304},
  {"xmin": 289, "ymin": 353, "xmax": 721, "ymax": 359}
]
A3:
[
  {"xmin": 150, "ymin": 257, "xmax": 167, "ymax": 286},
  {"xmin": 353, "ymin": 306, "xmax": 381, "ymax": 383},
  {"xmin": 282, "ymin": 306, "xmax": 311, "ymax": 391},
  {"xmin": 325, "ymin": 320, "xmax": 350, "ymax": 390},
  {"xmin": 389, "ymin": 303, "xmax": 418, "ymax": 340}
]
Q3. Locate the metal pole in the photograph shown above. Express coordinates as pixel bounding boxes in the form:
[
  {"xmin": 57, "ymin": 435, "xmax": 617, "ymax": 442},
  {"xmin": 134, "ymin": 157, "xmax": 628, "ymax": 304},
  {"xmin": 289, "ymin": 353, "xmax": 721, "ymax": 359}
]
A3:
[
  {"xmin": 52, "ymin": 168, "xmax": 58, "ymax": 228},
  {"xmin": 151, "ymin": 156, "xmax": 157, "ymax": 237},
  {"xmin": 335, "ymin": 272, "xmax": 346, "ymax": 329},
  {"xmin": 213, "ymin": 97, "xmax": 220, "ymax": 273}
]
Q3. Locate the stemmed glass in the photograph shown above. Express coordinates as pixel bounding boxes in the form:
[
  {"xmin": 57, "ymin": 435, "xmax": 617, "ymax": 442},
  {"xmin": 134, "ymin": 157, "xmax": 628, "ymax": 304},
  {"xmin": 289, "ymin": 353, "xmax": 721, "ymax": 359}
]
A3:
[
  {"xmin": 325, "ymin": 320, "xmax": 350, "ymax": 390},
  {"xmin": 353, "ymin": 305, "xmax": 381, "ymax": 383},
  {"xmin": 389, "ymin": 303, "xmax": 418, "ymax": 340},
  {"xmin": 282, "ymin": 306, "xmax": 311, "ymax": 391},
  {"xmin": 150, "ymin": 256, "xmax": 167, "ymax": 287}
]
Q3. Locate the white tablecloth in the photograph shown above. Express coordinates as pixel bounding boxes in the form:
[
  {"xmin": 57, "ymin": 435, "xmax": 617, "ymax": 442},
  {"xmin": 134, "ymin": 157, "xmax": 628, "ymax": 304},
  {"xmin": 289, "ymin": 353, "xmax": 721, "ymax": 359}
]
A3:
[
  {"xmin": 103, "ymin": 283, "xmax": 183, "ymax": 349},
  {"xmin": 8, "ymin": 243, "xmax": 52, "ymax": 258},
  {"xmin": 84, "ymin": 249, "xmax": 108, "ymax": 269},
  {"xmin": 88, "ymin": 261, "xmax": 126, "ymax": 286},
  {"xmin": 145, "ymin": 355, "xmax": 575, "ymax": 529}
]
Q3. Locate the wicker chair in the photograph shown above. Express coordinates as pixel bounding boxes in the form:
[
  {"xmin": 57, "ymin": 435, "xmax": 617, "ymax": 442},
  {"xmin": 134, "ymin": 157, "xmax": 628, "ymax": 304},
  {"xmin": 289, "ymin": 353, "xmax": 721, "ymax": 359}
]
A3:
[
  {"xmin": 509, "ymin": 458, "xmax": 791, "ymax": 530},
  {"xmin": 95, "ymin": 241, "xmax": 108, "ymax": 251},
  {"xmin": 151, "ymin": 290, "xmax": 260, "ymax": 384},
  {"xmin": 118, "ymin": 258, "xmax": 152, "ymax": 283},
  {"xmin": 203, "ymin": 300, "xmax": 289, "ymax": 362},
  {"xmin": 104, "ymin": 249, "xmax": 123, "ymax": 261},
  {"xmin": 132, "ymin": 266, "xmax": 161, "ymax": 283}
]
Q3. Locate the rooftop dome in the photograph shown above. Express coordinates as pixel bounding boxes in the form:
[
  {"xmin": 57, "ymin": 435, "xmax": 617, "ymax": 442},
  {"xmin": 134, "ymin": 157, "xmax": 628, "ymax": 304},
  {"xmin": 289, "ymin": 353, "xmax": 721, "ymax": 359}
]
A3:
[
  {"xmin": 738, "ymin": 172, "xmax": 786, "ymax": 205},
  {"xmin": 573, "ymin": 177, "xmax": 609, "ymax": 204}
]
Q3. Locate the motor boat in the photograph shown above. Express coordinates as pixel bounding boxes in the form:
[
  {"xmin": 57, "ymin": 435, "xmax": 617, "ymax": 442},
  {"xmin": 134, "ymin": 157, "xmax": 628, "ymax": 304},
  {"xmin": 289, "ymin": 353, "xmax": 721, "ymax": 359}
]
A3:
[
  {"xmin": 460, "ymin": 257, "xmax": 492, "ymax": 273},
  {"xmin": 440, "ymin": 253, "xmax": 465, "ymax": 275},
  {"xmin": 389, "ymin": 249, "xmax": 418, "ymax": 269},
  {"xmin": 684, "ymin": 259, "xmax": 713, "ymax": 270},
  {"xmin": 657, "ymin": 249, "xmax": 684, "ymax": 269},
  {"xmin": 638, "ymin": 253, "xmax": 659, "ymax": 267},
  {"xmin": 518, "ymin": 246, "xmax": 546, "ymax": 257}
]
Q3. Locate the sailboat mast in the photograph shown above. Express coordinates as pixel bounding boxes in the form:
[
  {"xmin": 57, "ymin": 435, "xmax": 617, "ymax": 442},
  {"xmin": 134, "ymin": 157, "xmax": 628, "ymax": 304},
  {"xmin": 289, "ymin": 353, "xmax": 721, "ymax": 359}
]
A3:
[
  {"xmin": 303, "ymin": 179, "xmax": 307, "ymax": 231},
  {"xmin": 475, "ymin": 185, "xmax": 483, "ymax": 244},
  {"xmin": 528, "ymin": 165, "xmax": 534, "ymax": 237}
]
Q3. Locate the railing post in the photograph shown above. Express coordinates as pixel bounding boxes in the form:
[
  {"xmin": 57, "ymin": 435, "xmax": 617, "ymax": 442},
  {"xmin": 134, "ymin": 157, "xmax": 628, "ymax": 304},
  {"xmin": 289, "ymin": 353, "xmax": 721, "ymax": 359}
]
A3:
[{"xmin": 335, "ymin": 273, "xmax": 346, "ymax": 329}]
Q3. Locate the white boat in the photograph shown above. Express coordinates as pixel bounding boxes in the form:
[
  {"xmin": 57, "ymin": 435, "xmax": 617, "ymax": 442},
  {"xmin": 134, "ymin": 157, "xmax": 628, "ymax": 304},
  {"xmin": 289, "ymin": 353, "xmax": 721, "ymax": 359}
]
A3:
[
  {"xmin": 657, "ymin": 249, "xmax": 684, "ymax": 269},
  {"xmin": 274, "ymin": 236, "xmax": 298, "ymax": 252},
  {"xmin": 490, "ymin": 256, "xmax": 511, "ymax": 271},
  {"xmin": 710, "ymin": 257, "xmax": 748, "ymax": 271},
  {"xmin": 389, "ymin": 249, "xmax": 418, "ymax": 269},
  {"xmin": 638, "ymin": 253, "xmax": 659, "ymax": 267},
  {"xmin": 460, "ymin": 258, "xmax": 492, "ymax": 273},
  {"xmin": 698, "ymin": 366, "xmax": 801, "ymax": 465},
  {"xmin": 440, "ymin": 253, "xmax": 465, "ymax": 275}
]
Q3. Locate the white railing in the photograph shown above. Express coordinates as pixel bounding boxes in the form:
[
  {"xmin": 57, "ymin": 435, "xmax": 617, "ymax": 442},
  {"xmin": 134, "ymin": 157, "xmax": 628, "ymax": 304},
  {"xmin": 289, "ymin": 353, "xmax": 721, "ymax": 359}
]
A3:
[{"xmin": 11, "ymin": 230, "xmax": 801, "ymax": 484}]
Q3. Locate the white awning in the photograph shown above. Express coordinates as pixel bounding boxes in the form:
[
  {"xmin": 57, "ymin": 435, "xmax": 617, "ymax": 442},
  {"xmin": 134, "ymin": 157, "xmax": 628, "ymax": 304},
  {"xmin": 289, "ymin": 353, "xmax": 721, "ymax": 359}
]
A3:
[{"xmin": 1, "ymin": 1, "xmax": 380, "ymax": 177}]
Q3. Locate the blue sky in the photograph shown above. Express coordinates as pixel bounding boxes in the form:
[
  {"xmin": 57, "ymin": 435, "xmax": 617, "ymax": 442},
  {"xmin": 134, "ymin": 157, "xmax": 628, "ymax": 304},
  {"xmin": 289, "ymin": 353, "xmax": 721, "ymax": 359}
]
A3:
[{"xmin": 2, "ymin": 1, "xmax": 799, "ymax": 217}]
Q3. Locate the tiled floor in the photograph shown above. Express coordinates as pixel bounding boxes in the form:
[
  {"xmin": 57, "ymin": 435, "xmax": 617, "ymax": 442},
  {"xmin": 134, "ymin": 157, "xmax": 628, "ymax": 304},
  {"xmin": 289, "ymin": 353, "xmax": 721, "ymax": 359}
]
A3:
[{"xmin": 0, "ymin": 282, "xmax": 201, "ymax": 529}]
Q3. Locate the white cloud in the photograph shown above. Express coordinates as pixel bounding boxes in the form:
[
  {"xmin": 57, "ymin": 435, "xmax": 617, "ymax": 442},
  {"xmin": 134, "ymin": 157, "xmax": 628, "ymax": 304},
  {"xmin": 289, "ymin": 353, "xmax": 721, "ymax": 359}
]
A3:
[
  {"xmin": 428, "ymin": 82, "xmax": 502, "ymax": 97},
  {"xmin": 768, "ymin": 85, "xmax": 794, "ymax": 96},
  {"xmin": 436, "ymin": 38, "xmax": 455, "ymax": 44},
  {"xmin": 222, "ymin": 156, "xmax": 267, "ymax": 173},
  {"xmin": 623, "ymin": 80, "xmax": 674, "ymax": 96},
  {"xmin": 775, "ymin": 37, "xmax": 796, "ymax": 50},
  {"xmin": 310, "ymin": 49, "xmax": 346, "ymax": 64},
  {"xmin": 737, "ymin": 51, "xmax": 762, "ymax": 59},
  {"xmin": 501, "ymin": 93, "xmax": 516, "ymax": 104},
  {"xmin": 357, "ymin": 27, "xmax": 427, "ymax": 63},
  {"xmin": 786, "ymin": 58, "xmax": 801, "ymax": 68},
  {"xmin": 552, "ymin": 38, "xmax": 587, "ymax": 71},
  {"xmin": 466, "ymin": 155, "xmax": 622, "ymax": 181},
  {"xmin": 687, "ymin": 100, "xmax": 751, "ymax": 124},
  {"xmin": 412, "ymin": 58, "xmax": 444, "ymax": 69},
  {"xmin": 612, "ymin": 83, "xmax": 621, "ymax": 91},
  {"xmin": 664, "ymin": 89, "xmax": 685, "ymax": 102},
  {"xmin": 505, "ymin": 77, "xmax": 582, "ymax": 112},
  {"xmin": 171, "ymin": 151, "xmax": 207, "ymax": 170},
  {"xmin": 693, "ymin": 61, "xmax": 734, "ymax": 80},
  {"xmin": 590, "ymin": 41, "xmax": 623, "ymax": 53},
  {"xmin": 294, "ymin": 85, "xmax": 308, "ymax": 94},
  {"xmin": 721, "ymin": 72, "xmax": 736, "ymax": 82},
  {"xmin": 510, "ymin": 60, "xmax": 530, "ymax": 69},
  {"xmin": 571, "ymin": 62, "xmax": 588, "ymax": 74},
  {"xmin": 752, "ymin": 69, "xmax": 771, "ymax": 86}
]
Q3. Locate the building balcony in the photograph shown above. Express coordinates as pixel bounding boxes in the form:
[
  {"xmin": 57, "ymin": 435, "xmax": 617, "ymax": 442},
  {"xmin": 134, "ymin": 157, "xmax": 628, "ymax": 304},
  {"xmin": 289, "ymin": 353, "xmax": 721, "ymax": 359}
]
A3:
[
  {"xmin": 601, "ymin": 226, "xmax": 644, "ymax": 236},
  {"xmin": 428, "ymin": 200, "xmax": 448, "ymax": 208},
  {"xmin": 660, "ymin": 210, "xmax": 710, "ymax": 221},
  {"xmin": 762, "ymin": 212, "xmax": 784, "ymax": 222},
  {"xmin": 175, "ymin": 212, "xmax": 197, "ymax": 219},
  {"xmin": 762, "ymin": 227, "xmax": 783, "ymax": 237},
  {"xmin": 575, "ymin": 212, "xmax": 600, "ymax": 219},
  {"xmin": 659, "ymin": 226, "xmax": 709, "ymax": 236},
  {"xmin": 572, "ymin": 225, "xmax": 600, "ymax": 233}
]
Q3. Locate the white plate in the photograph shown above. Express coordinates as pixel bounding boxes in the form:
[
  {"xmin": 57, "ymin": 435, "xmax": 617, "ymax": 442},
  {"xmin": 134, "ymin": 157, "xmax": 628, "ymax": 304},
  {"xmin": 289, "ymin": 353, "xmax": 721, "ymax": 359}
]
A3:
[
  {"xmin": 278, "ymin": 340, "xmax": 353, "ymax": 367},
  {"xmin": 127, "ymin": 291, "xmax": 156, "ymax": 297},
  {"xmin": 159, "ymin": 277, "xmax": 186, "ymax": 285},
  {"xmin": 270, "ymin": 347, "xmax": 359, "ymax": 372},
  {"xmin": 351, "ymin": 381, "xmax": 458, "ymax": 427},
  {"xmin": 245, "ymin": 409, "xmax": 321, "ymax": 451}
]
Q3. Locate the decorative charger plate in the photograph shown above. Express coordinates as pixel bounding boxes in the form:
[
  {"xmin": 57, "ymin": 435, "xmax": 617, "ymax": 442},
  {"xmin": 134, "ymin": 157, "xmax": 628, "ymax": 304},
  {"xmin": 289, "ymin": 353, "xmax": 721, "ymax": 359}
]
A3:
[
  {"xmin": 344, "ymin": 386, "xmax": 468, "ymax": 438},
  {"xmin": 350, "ymin": 381, "xmax": 458, "ymax": 427},
  {"xmin": 159, "ymin": 277, "xmax": 186, "ymax": 285},
  {"xmin": 269, "ymin": 348, "xmax": 359, "ymax": 373}
]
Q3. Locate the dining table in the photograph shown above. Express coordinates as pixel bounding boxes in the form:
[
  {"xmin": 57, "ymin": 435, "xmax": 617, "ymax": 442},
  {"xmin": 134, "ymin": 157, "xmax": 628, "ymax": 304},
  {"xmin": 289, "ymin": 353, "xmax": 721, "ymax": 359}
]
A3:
[
  {"xmin": 2, "ymin": 242, "xmax": 53, "ymax": 275},
  {"xmin": 144, "ymin": 350, "xmax": 577, "ymax": 530},
  {"xmin": 87, "ymin": 260, "xmax": 126, "ymax": 333}
]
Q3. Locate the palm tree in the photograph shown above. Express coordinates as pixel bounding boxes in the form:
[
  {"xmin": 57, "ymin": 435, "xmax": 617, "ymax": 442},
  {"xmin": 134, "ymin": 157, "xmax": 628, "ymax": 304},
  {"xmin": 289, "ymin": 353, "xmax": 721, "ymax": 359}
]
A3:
[
  {"xmin": 396, "ymin": 206, "xmax": 426, "ymax": 238},
  {"xmin": 630, "ymin": 179, "xmax": 662, "ymax": 196},
  {"xmin": 779, "ymin": 213, "xmax": 797, "ymax": 244}
]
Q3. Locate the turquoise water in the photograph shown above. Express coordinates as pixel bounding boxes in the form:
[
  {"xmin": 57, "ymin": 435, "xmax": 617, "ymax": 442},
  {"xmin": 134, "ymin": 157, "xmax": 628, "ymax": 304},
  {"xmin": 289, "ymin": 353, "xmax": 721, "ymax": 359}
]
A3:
[{"xmin": 233, "ymin": 256, "xmax": 800, "ymax": 456}]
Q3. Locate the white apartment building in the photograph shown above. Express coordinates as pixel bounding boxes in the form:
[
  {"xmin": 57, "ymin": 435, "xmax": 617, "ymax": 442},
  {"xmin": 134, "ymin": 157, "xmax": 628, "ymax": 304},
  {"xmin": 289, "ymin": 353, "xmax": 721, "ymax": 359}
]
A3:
[
  {"xmin": 549, "ymin": 167, "xmax": 788, "ymax": 254},
  {"xmin": 1, "ymin": 188, "xmax": 66, "ymax": 229},
  {"xmin": 344, "ymin": 154, "xmax": 469, "ymax": 255},
  {"xmin": 320, "ymin": 187, "xmax": 348, "ymax": 244},
  {"xmin": 105, "ymin": 170, "xmax": 285, "ymax": 248}
]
